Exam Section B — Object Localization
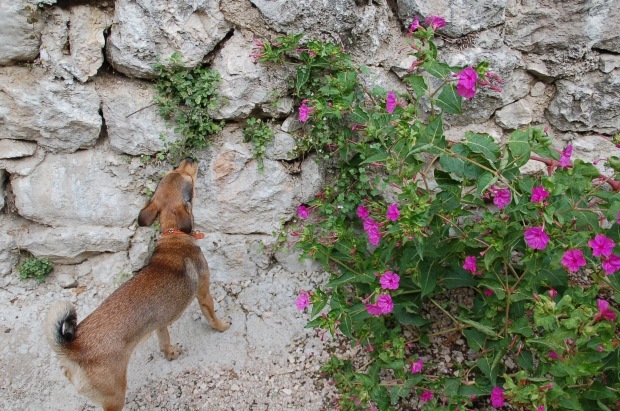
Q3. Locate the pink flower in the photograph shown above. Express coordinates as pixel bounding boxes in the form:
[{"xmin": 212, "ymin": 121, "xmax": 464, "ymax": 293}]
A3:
[
  {"xmin": 299, "ymin": 100, "xmax": 311, "ymax": 122},
  {"xmin": 598, "ymin": 346, "xmax": 604, "ymax": 352},
  {"xmin": 377, "ymin": 294, "xmax": 394, "ymax": 314},
  {"xmin": 524, "ymin": 227, "xmax": 550, "ymax": 250},
  {"xmin": 425, "ymin": 16, "xmax": 446, "ymax": 31},
  {"xmin": 357, "ymin": 205, "xmax": 370, "ymax": 220},
  {"xmin": 297, "ymin": 205, "xmax": 310, "ymax": 219},
  {"xmin": 411, "ymin": 359, "xmax": 424, "ymax": 374},
  {"xmin": 589, "ymin": 234, "xmax": 615, "ymax": 257},
  {"xmin": 408, "ymin": 16, "xmax": 420, "ymax": 33},
  {"xmin": 485, "ymin": 289, "xmax": 494, "ymax": 296},
  {"xmin": 602, "ymin": 254, "xmax": 620, "ymax": 275},
  {"xmin": 548, "ymin": 289, "xmax": 558, "ymax": 298},
  {"xmin": 420, "ymin": 390, "xmax": 434, "ymax": 403},
  {"xmin": 386, "ymin": 203, "xmax": 400, "ymax": 221},
  {"xmin": 296, "ymin": 292, "xmax": 310, "ymax": 310},
  {"xmin": 594, "ymin": 299, "xmax": 617, "ymax": 322},
  {"xmin": 561, "ymin": 249, "xmax": 586, "ymax": 272},
  {"xmin": 386, "ymin": 91, "xmax": 397, "ymax": 114},
  {"xmin": 366, "ymin": 303, "xmax": 383, "ymax": 316},
  {"xmin": 363, "ymin": 218, "xmax": 381, "ymax": 246},
  {"xmin": 560, "ymin": 145, "xmax": 573, "ymax": 167},
  {"xmin": 531, "ymin": 186, "xmax": 550, "ymax": 203},
  {"xmin": 463, "ymin": 256, "xmax": 478, "ymax": 275},
  {"xmin": 537, "ymin": 406, "xmax": 545, "ymax": 411},
  {"xmin": 456, "ymin": 67, "xmax": 478, "ymax": 99},
  {"xmin": 490, "ymin": 386, "xmax": 505, "ymax": 408},
  {"xmin": 549, "ymin": 351, "xmax": 560, "ymax": 360},
  {"xmin": 380, "ymin": 271, "xmax": 400, "ymax": 290},
  {"xmin": 493, "ymin": 188, "xmax": 511, "ymax": 209}
]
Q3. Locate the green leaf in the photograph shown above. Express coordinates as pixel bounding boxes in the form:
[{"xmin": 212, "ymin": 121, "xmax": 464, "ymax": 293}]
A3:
[
  {"xmin": 582, "ymin": 381, "xmax": 616, "ymax": 400},
  {"xmin": 477, "ymin": 354, "xmax": 501, "ymax": 385},
  {"xmin": 464, "ymin": 132, "xmax": 500, "ymax": 162},
  {"xmin": 436, "ymin": 84, "xmax": 463, "ymax": 114},
  {"xmin": 507, "ymin": 129, "xmax": 531, "ymax": 166},
  {"xmin": 423, "ymin": 60, "xmax": 452, "ymax": 79},
  {"xmin": 360, "ymin": 151, "xmax": 389, "ymax": 164},
  {"xmin": 326, "ymin": 271, "xmax": 356, "ymax": 287},
  {"xmin": 424, "ymin": 115, "xmax": 444, "ymax": 146},
  {"xmin": 418, "ymin": 262, "xmax": 438, "ymax": 297},
  {"xmin": 393, "ymin": 305, "xmax": 431, "ymax": 326},
  {"xmin": 573, "ymin": 159, "xmax": 601, "ymax": 178},
  {"xmin": 404, "ymin": 75, "xmax": 428, "ymax": 98},
  {"xmin": 463, "ymin": 329, "xmax": 486, "ymax": 351},
  {"xmin": 476, "ymin": 172, "xmax": 497, "ymax": 196},
  {"xmin": 439, "ymin": 143, "xmax": 468, "ymax": 175},
  {"xmin": 442, "ymin": 267, "xmax": 478, "ymax": 289},
  {"xmin": 459, "ymin": 318, "xmax": 500, "ymax": 338}
]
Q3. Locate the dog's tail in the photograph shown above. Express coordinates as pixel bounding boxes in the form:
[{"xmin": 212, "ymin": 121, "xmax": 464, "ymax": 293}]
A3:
[{"xmin": 45, "ymin": 301, "xmax": 77, "ymax": 357}]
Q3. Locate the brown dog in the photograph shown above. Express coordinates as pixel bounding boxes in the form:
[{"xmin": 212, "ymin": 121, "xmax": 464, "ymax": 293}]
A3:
[{"xmin": 45, "ymin": 158, "xmax": 229, "ymax": 411}]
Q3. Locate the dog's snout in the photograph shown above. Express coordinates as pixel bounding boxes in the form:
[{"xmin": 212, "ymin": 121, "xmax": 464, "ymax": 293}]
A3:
[{"xmin": 184, "ymin": 157, "xmax": 195, "ymax": 164}]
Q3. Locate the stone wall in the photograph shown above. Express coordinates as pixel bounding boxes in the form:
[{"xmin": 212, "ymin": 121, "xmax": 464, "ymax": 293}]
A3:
[{"xmin": 0, "ymin": 0, "xmax": 618, "ymax": 286}]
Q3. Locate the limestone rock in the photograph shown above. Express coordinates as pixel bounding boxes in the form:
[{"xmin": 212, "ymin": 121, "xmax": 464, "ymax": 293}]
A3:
[
  {"xmin": 250, "ymin": 0, "xmax": 390, "ymax": 61},
  {"xmin": 211, "ymin": 30, "xmax": 294, "ymax": 120},
  {"xmin": 505, "ymin": 0, "xmax": 619, "ymax": 54},
  {"xmin": 193, "ymin": 126, "xmax": 323, "ymax": 235},
  {"xmin": 264, "ymin": 132, "xmax": 297, "ymax": 161},
  {"xmin": 97, "ymin": 74, "xmax": 180, "ymax": 155},
  {"xmin": 495, "ymin": 99, "xmax": 533, "ymax": 130},
  {"xmin": 75, "ymin": 252, "xmax": 133, "ymax": 284},
  {"xmin": 0, "ymin": 67, "xmax": 101, "ymax": 152},
  {"xmin": 0, "ymin": 139, "xmax": 37, "ymax": 159},
  {"xmin": 397, "ymin": 0, "xmax": 506, "ymax": 37},
  {"xmin": 600, "ymin": 54, "xmax": 620, "ymax": 74},
  {"xmin": 0, "ymin": 0, "xmax": 44, "ymax": 66},
  {"xmin": 128, "ymin": 226, "xmax": 155, "ymax": 270},
  {"xmin": 0, "ymin": 147, "xmax": 45, "ymax": 177},
  {"xmin": 106, "ymin": 0, "xmax": 231, "ymax": 78},
  {"xmin": 530, "ymin": 82, "xmax": 547, "ymax": 98},
  {"xmin": 0, "ymin": 215, "xmax": 18, "ymax": 277},
  {"xmin": 547, "ymin": 70, "xmax": 620, "ymax": 133},
  {"xmin": 12, "ymin": 149, "xmax": 144, "ymax": 227},
  {"xmin": 274, "ymin": 239, "xmax": 323, "ymax": 273},
  {"xmin": 39, "ymin": 5, "xmax": 112, "ymax": 82},
  {"xmin": 14, "ymin": 224, "xmax": 134, "ymax": 264},
  {"xmin": 199, "ymin": 232, "xmax": 272, "ymax": 281},
  {"xmin": 250, "ymin": 0, "xmax": 358, "ymax": 34}
]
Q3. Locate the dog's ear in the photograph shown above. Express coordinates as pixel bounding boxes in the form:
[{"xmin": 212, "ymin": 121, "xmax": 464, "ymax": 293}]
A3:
[
  {"xmin": 138, "ymin": 201, "xmax": 159, "ymax": 227},
  {"xmin": 175, "ymin": 204, "xmax": 193, "ymax": 233}
]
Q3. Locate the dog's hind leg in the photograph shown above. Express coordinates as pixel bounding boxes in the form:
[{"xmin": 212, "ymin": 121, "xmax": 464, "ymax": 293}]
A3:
[
  {"xmin": 157, "ymin": 327, "xmax": 181, "ymax": 360},
  {"xmin": 197, "ymin": 275, "xmax": 230, "ymax": 332}
]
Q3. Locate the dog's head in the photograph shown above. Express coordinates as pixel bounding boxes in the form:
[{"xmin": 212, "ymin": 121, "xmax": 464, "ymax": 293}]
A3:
[{"xmin": 138, "ymin": 157, "xmax": 199, "ymax": 233}]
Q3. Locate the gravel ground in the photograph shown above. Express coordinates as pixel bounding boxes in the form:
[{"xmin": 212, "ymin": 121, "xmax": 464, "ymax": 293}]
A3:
[{"xmin": 0, "ymin": 265, "xmax": 340, "ymax": 410}]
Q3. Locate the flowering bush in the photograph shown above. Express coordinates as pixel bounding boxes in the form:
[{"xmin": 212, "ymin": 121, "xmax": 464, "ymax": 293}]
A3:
[{"xmin": 254, "ymin": 18, "xmax": 620, "ymax": 411}]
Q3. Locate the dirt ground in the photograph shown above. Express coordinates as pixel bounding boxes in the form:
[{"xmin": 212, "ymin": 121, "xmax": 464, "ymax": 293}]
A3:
[{"xmin": 0, "ymin": 265, "xmax": 338, "ymax": 410}]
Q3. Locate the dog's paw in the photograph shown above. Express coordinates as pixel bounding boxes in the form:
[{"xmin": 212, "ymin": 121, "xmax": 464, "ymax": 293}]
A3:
[
  {"xmin": 214, "ymin": 318, "xmax": 231, "ymax": 332},
  {"xmin": 163, "ymin": 344, "xmax": 182, "ymax": 361}
]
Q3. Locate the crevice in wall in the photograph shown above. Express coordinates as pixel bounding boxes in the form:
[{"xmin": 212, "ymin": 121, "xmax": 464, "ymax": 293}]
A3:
[
  {"xmin": 55, "ymin": 0, "xmax": 107, "ymax": 8},
  {"xmin": 204, "ymin": 28, "xmax": 236, "ymax": 64},
  {"xmin": 2, "ymin": 174, "xmax": 18, "ymax": 215}
]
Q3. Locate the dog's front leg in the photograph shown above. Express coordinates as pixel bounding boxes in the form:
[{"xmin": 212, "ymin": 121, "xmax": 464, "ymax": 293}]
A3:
[
  {"xmin": 156, "ymin": 327, "xmax": 181, "ymax": 360},
  {"xmin": 197, "ymin": 275, "xmax": 230, "ymax": 332}
]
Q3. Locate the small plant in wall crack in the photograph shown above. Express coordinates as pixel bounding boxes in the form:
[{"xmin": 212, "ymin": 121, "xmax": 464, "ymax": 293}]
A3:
[
  {"xmin": 242, "ymin": 118, "xmax": 275, "ymax": 172},
  {"xmin": 153, "ymin": 52, "xmax": 225, "ymax": 164},
  {"xmin": 18, "ymin": 257, "xmax": 53, "ymax": 283}
]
